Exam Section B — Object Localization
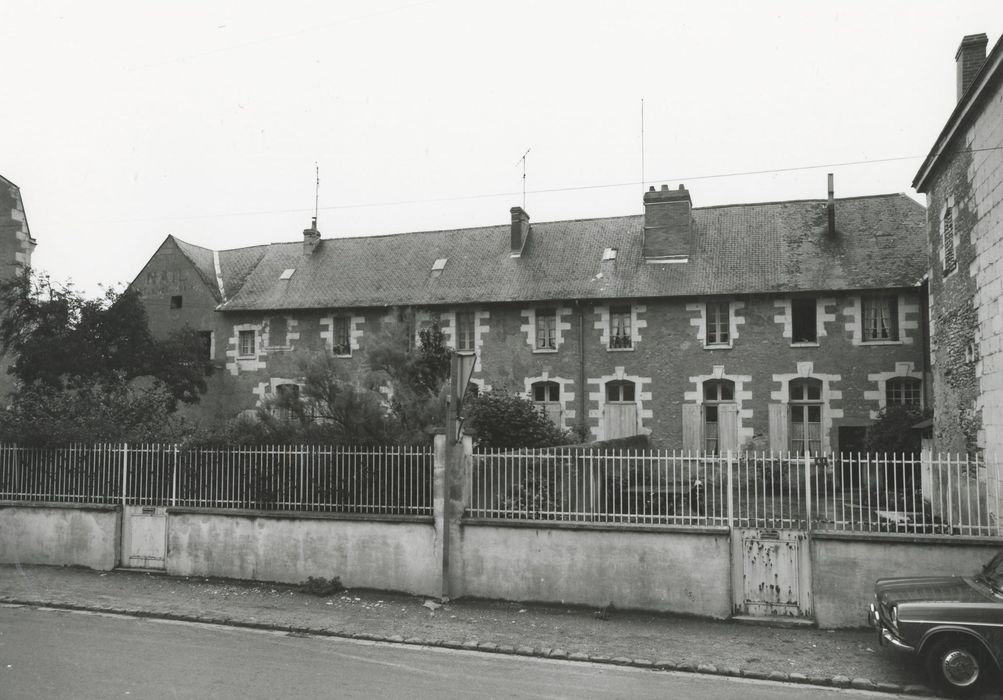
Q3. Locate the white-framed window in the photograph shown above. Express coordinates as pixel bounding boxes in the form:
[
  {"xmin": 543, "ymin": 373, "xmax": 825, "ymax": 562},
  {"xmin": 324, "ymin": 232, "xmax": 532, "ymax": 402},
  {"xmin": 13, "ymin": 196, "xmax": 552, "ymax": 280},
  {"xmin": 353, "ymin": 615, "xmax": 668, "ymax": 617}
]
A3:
[
  {"xmin": 609, "ymin": 305, "xmax": 633, "ymax": 349},
  {"xmin": 886, "ymin": 377, "xmax": 921, "ymax": 407},
  {"xmin": 238, "ymin": 330, "xmax": 256, "ymax": 358},
  {"xmin": 861, "ymin": 295, "xmax": 899, "ymax": 342},
  {"xmin": 789, "ymin": 378, "xmax": 822, "ymax": 455},
  {"xmin": 455, "ymin": 311, "xmax": 475, "ymax": 352},
  {"xmin": 332, "ymin": 317, "xmax": 351, "ymax": 356},
  {"xmin": 535, "ymin": 308, "xmax": 557, "ymax": 351},
  {"xmin": 943, "ymin": 206, "xmax": 957, "ymax": 274},
  {"xmin": 791, "ymin": 298, "xmax": 817, "ymax": 344},
  {"xmin": 706, "ymin": 301, "xmax": 730, "ymax": 346}
]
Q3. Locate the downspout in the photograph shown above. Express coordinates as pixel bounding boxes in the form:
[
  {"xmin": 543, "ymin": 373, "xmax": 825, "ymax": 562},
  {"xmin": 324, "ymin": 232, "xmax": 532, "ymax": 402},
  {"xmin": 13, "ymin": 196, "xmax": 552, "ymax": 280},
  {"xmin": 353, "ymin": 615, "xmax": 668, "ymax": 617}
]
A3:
[{"xmin": 577, "ymin": 300, "xmax": 586, "ymax": 437}]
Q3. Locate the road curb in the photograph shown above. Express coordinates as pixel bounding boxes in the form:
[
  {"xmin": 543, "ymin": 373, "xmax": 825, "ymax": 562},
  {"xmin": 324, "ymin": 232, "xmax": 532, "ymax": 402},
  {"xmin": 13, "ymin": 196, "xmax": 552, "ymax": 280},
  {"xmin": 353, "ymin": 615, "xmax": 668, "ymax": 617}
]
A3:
[{"xmin": 1, "ymin": 597, "xmax": 935, "ymax": 696}]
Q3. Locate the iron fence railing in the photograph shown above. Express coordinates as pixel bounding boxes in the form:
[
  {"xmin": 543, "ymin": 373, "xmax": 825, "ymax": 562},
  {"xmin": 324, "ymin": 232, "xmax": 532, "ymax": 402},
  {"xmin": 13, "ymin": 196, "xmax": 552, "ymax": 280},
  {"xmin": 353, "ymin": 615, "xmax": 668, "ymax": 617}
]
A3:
[
  {"xmin": 0, "ymin": 443, "xmax": 433, "ymax": 516},
  {"xmin": 470, "ymin": 448, "xmax": 1003, "ymax": 537}
]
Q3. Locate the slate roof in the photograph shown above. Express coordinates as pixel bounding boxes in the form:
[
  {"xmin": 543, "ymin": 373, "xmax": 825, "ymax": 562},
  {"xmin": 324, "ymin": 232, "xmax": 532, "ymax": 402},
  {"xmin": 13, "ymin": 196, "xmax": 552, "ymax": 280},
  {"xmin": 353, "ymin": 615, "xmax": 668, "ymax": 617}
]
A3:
[
  {"xmin": 185, "ymin": 193, "xmax": 925, "ymax": 312},
  {"xmin": 167, "ymin": 237, "xmax": 268, "ymax": 303}
]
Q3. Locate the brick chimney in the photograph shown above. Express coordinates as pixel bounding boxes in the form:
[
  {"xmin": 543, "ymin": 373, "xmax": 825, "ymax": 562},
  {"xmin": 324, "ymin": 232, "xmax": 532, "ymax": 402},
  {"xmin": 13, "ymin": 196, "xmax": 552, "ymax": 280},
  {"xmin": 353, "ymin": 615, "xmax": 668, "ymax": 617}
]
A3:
[
  {"xmin": 510, "ymin": 206, "xmax": 530, "ymax": 257},
  {"xmin": 643, "ymin": 184, "xmax": 692, "ymax": 261},
  {"xmin": 956, "ymin": 33, "xmax": 988, "ymax": 101},
  {"xmin": 827, "ymin": 173, "xmax": 836, "ymax": 235},
  {"xmin": 303, "ymin": 217, "xmax": 320, "ymax": 255}
]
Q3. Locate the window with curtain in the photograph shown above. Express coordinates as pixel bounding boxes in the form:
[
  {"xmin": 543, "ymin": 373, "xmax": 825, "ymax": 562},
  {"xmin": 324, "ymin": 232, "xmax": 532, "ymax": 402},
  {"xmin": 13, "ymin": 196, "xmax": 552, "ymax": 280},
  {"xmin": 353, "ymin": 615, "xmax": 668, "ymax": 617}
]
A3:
[
  {"xmin": 862, "ymin": 295, "xmax": 899, "ymax": 342},
  {"xmin": 609, "ymin": 305, "xmax": 632, "ymax": 349},
  {"xmin": 789, "ymin": 378, "xmax": 823, "ymax": 455},
  {"xmin": 332, "ymin": 317, "xmax": 351, "ymax": 356},
  {"xmin": 706, "ymin": 301, "xmax": 730, "ymax": 346},
  {"xmin": 456, "ymin": 311, "xmax": 475, "ymax": 351},
  {"xmin": 535, "ymin": 309, "xmax": 556, "ymax": 350}
]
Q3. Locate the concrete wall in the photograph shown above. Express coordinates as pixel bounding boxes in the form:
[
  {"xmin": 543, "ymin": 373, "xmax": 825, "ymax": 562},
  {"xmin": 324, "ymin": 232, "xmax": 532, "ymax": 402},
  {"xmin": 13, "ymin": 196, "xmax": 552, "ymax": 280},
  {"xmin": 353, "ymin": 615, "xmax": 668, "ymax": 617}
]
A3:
[
  {"xmin": 459, "ymin": 522, "xmax": 733, "ymax": 618},
  {"xmin": 0, "ymin": 503, "xmax": 118, "ymax": 570},
  {"xmin": 811, "ymin": 533, "xmax": 999, "ymax": 628},
  {"xmin": 166, "ymin": 510, "xmax": 440, "ymax": 596}
]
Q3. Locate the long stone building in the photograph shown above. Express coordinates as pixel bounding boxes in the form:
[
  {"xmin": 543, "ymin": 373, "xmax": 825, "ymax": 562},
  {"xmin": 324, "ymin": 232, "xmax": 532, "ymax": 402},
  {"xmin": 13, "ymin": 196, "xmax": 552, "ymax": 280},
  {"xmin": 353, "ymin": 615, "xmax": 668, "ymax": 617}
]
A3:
[{"xmin": 132, "ymin": 180, "xmax": 927, "ymax": 453}]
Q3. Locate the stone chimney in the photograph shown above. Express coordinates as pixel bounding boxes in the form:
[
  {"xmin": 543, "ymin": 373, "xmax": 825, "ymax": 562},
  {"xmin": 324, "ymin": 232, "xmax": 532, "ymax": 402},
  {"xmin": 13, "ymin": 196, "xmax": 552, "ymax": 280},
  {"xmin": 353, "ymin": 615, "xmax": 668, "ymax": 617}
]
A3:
[
  {"xmin": 303, "ymin": 217, "xmax": 321, "ymax": 255},
  {"xmin": 510, "ymin": 206, "xmax": 530, "ymax": 257},
  {"xmin": 956, "ymin": 33, "xmax": 988, "ymax": 101},
  {"xmin": 643, "ymin": 184, "xmax": 692, "ymax": 261},
  {"xmin": 827, "ymin": 173, "xmax": 836, "ymax": 235}
]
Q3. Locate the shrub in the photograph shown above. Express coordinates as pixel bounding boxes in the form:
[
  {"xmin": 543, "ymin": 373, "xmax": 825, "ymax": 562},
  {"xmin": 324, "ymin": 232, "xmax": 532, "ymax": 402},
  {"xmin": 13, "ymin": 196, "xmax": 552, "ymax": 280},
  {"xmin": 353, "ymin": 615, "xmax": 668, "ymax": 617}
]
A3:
[
  {"xmin": 464, "ymin": 389, "xmax": 571, "ymax": 449},
  {"xmin": 301, "ymin": 575, "xmax": 345, "ymax": 597}
]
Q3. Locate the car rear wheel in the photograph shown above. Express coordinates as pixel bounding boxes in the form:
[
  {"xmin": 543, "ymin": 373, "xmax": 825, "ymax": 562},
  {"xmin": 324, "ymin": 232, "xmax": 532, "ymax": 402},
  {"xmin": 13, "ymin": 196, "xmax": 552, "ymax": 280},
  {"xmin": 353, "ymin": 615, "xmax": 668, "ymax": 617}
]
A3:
[{"xmin": 925, "ymin": 636, "xmax": 992, "ymax": 698}]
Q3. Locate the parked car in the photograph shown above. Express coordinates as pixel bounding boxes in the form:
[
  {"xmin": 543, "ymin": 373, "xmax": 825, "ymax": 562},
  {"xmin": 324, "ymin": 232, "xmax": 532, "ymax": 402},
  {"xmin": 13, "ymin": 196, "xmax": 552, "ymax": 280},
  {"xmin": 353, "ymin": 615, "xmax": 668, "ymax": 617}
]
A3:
[{"xmin": 868, "ymin": 549, "xmax": 1003, "ymax": 697}]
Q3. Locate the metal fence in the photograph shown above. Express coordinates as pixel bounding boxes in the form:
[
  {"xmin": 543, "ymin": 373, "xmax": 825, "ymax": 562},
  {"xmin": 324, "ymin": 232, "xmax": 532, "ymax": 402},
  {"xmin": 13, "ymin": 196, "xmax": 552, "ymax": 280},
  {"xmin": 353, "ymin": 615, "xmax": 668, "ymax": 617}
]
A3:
[
  {"xmin": 0, "ymin": 443, "xmax": 433, "ymax": 516},
  {"xmin": 469, "ymin": 448, "xmax": 1003, "ymax": 537}
]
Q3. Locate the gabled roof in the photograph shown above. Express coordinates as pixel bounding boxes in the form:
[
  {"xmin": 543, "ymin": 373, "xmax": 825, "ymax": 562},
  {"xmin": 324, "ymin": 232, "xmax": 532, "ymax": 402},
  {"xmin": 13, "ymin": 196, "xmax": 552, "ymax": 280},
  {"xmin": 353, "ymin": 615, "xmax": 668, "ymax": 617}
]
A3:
[
  {"xmin": 131, "ymin": 236, "xmax": 268, "ymax": 303},
  {"xmin": 914, "ymin": 32, "xmax": 1003, "ymax": 192},
  {"xmin": 198, "ymin": 192, "xmax": 926, "ymax": 312}
]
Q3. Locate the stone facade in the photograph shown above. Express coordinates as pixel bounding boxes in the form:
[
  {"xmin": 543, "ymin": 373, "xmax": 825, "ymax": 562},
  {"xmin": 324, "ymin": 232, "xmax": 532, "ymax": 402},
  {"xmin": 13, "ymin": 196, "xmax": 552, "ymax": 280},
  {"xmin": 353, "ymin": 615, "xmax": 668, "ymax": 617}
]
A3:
[
  {"xmin": 914, "ymin": 33, "xmax": 1003, "ymax": 458},
  {"xmin": 0, "ymin": 175, "xmax": 36, "ymax": 402}
]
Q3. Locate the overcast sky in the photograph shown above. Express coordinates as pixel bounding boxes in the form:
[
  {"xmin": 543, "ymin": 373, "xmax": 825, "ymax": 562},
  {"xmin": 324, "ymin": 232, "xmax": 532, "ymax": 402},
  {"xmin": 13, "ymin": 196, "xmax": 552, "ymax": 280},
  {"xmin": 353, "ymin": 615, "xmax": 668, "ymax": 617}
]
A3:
[{"xmin": 3, "ymin": 2, "xmax": 1002, "ymax": 296}]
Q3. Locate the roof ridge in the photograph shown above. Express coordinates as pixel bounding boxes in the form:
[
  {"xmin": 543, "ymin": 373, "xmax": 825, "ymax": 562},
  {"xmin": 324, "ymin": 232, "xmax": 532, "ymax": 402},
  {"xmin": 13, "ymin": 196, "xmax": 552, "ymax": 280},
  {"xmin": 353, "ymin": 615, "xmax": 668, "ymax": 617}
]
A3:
[{"xmin": 694, "ymin": 192, "xmax": 911, "ymax": 211}]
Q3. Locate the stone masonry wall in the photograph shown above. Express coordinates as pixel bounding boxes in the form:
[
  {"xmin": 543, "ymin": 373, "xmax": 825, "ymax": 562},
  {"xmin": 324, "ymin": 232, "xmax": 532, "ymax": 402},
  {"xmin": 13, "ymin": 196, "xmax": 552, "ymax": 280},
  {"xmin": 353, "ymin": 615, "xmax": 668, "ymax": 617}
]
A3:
[{"xmin": 202, "ymin": 291, "xmax": 926, "ymax": 452}]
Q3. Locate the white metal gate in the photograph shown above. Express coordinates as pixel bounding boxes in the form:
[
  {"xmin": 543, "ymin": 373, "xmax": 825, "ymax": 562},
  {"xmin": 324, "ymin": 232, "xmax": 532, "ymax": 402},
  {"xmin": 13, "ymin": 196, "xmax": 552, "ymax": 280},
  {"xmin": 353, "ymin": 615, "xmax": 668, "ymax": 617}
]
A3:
[{"xmin": 121, "ymin": 505, "xmax": 168, "ymax": 570}]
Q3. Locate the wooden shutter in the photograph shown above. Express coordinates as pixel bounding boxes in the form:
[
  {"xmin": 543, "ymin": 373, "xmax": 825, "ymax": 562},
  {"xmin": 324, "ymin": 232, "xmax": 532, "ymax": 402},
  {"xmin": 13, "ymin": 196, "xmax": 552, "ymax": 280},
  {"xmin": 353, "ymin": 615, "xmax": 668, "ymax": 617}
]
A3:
[
  {"xmin": 682, "ymin": 403, "xmax": 702, "ymax": 452},
  {"xmin": 719, "ymin": 403, "xmax": 739, "ymax": 454},
  {"xmin": 769, "ymin": 403, "xmax": 788, "ymax": 454}
]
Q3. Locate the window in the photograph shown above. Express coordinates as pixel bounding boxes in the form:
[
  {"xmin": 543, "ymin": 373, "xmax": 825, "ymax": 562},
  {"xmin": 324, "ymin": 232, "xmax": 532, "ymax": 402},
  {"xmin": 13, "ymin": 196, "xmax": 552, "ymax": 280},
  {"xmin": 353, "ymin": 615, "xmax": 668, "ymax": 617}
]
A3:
[
  {"xmin": 269, "ymin": 316, "xmax": 288, "ymax": 347},
  {"xmin": 273, "ymin": 383, "xmax": 300, "ymax": 421},
  {"xmin": 197, "ymin": 331, "xmax": 212, "ymax": 361},
  {"xmin": 789, "ymin": 378, "xmax": 822, "ymax": 455},
  {"xmin": 532, "ymin": 381, "xmax": 562, "ymax": 426},
  {"xmin": 706, "ymin": 301, "xmax": 730, "ymax": 346},
  {"xmin": 238, "ymin": 330, "xmax": 256, "ymax": 357},
  {"xmin": 606, "ymin": 380, "xmax": 635, "ymax": 403},
  {"xmin": 943, "ymin": 207, "xmax": 956, "ymax": 274},
  {"xmin": 791, "ymin": 298, "xmax": 817, "ymax": 344},
  {"xmin": 456, "ymin": 311, "xmax": 475, "ymax": 352},
  {"xmin": 170, "ymin": 295, "xmax": 183, "ymax": 309},
  {"xmin": 862, "ymin": 295, "xmax": 898, "ymax": 342},
  {"xmin": 332, "ymin": 317, "xmax": 351, "ymax": 356},
  {"xmin": 609, "ymin": 305, "xmax": 632, "ymax": 349},
  {"xmin": 886, "ymin": 377, "xmax": 921, "ymax": 406},
  {"xmin": 535, "ymin": 309, "xmax": 557, "ymax": 350},
  {"xmin": 703, "ymin": 379, "xmax": 735, "ymax": 454}
]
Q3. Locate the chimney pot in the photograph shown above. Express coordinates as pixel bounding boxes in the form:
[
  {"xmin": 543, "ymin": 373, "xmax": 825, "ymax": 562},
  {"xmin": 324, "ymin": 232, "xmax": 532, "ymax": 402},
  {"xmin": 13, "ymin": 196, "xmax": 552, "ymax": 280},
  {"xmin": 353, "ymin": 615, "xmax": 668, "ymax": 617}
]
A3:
[
  {"xmin": 956, "ymin": 33, "xmax": 988, "ymax": 101},
  {"xmin": 661, "ymin": 184, "xmax": 669, "ymax": 191},
  {"xmin": 648, "ymin": 186, "xmax": 655, "ymax": 192},
  {"xmin": 303, "ymin": 219, "xmax": 321, "ymax": 255}
]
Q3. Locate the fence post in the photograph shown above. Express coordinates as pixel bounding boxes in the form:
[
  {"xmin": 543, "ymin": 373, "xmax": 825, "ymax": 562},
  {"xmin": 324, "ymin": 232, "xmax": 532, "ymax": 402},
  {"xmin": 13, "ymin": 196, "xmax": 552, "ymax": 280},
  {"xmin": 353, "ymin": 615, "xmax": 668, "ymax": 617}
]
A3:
[
  {"xmin": 803, "ymin": 452, "xmax": 812, "ymax": 531},
  {"xmin": 726, "ymin": 450, "xmax": 734, "ymax": 528},
  {"xmin": 121, "ymin": 443, "xmax": 129, "ymax": 508},
  {"xmin": 431, "ymin": 430, "xmax": 447, "ymax": 600},
  {"xmin": 171, "ymin": 444, "xmax": 178, "ymax": 508}
]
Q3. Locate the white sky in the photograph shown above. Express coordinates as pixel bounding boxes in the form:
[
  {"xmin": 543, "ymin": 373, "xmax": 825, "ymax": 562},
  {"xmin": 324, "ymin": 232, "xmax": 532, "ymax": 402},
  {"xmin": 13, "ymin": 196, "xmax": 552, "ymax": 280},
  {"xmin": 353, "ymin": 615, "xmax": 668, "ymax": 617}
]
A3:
[{"xmin": 3, "ymin": 1, "xmax": 1002, "ymax": 295}]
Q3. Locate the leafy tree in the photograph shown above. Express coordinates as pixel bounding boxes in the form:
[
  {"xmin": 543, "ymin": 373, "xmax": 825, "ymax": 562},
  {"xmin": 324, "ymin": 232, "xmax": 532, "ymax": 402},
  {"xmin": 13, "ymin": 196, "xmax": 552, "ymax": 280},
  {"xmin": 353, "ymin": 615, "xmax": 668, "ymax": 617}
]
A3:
[
  {"xmin": 465, "ymin": 389, "xmax": 571, "ymax": 449},
  {"xmin": 0, "ymin": 271, "xmax": 211, "ymax": 411},
  {"xmin": 212, "ymin": 311, "xmax": 454, "ymax": 446},
  {"xmin": 0, "ymin": 373, "xmax": 189, "ymax": 445},
  {"xmin": 864, "ymin": 404, "xmax": 929, "ymax": 456}
]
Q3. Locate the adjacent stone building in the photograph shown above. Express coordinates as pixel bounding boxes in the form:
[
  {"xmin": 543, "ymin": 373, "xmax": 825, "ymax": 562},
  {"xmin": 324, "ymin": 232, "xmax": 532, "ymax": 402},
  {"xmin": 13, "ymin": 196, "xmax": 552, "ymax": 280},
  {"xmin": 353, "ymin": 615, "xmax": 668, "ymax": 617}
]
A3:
[
  {"xmin": 132, "ymin": 180, "xmax": 928, "ymax": 454},
  {"xmin": 0, "ymin": 174, "xmax": 37, "ymax": 401},
  {"xmin": 913, "ymin": 32, "xmax": 1003, "ymax": 459}
]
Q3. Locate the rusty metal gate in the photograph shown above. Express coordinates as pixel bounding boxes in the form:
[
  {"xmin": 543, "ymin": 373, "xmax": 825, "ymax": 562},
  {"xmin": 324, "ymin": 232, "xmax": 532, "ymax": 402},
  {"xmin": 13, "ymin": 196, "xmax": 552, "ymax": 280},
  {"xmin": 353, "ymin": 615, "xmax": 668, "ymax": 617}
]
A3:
[{"xmin": 732, "ymin": 528, "xmax": 812, "ymax": 618}]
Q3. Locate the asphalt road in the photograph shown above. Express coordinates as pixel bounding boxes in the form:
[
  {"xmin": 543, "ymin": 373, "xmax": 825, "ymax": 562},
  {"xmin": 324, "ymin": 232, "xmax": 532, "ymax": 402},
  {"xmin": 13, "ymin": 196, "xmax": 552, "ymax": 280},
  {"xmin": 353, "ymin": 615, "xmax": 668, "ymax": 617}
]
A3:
[{"xmin": 0, "ymin": 606, "xmax": 918, "ymax": 700}]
